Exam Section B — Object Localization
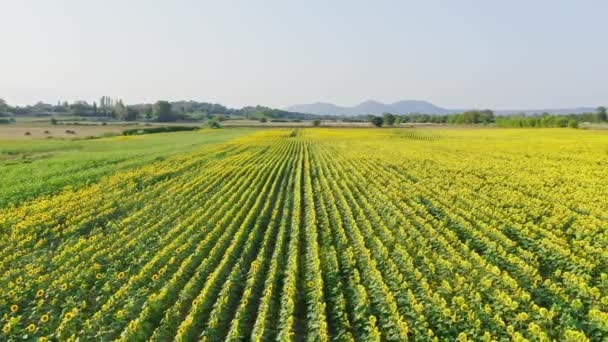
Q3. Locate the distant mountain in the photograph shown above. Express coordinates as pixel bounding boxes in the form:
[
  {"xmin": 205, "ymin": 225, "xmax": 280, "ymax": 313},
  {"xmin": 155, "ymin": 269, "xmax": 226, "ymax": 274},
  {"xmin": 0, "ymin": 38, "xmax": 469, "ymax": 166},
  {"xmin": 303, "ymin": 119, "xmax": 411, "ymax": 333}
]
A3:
[
  {"xmin": 286, "ymin": 100, "xmax": 455, "ymax": 116},
  {"xmin": 286, "ymin": 100, "xmax": 598, "ymax": 116}
]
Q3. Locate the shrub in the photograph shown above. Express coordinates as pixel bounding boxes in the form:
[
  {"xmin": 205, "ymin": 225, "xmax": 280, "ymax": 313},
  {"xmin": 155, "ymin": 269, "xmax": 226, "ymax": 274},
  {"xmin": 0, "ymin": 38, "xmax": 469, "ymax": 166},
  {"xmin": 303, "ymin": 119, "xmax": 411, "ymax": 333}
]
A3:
[{"xmin": 122, "ymin": 126, "xmax": 199, "ymax": 136}]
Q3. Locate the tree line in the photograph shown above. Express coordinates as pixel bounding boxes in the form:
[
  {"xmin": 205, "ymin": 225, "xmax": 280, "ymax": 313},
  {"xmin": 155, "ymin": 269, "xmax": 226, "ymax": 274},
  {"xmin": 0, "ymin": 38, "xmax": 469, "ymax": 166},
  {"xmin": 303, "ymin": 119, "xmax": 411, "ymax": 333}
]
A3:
[
  {"xmin": 366, "ymin": 107, "xmax": 607, "ymax": 128},
  {"xmin": 0, "ymin": 97, "xmax": 329, "ymax": 123}
]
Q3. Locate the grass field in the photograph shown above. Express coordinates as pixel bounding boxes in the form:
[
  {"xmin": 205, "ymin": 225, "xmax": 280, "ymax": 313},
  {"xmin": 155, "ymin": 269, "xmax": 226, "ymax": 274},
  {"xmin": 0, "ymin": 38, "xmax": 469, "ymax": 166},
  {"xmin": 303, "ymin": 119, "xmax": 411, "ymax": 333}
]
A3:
[{"xmin": 1, "ymin": 128, "xmax": 607, "ymax": 341}]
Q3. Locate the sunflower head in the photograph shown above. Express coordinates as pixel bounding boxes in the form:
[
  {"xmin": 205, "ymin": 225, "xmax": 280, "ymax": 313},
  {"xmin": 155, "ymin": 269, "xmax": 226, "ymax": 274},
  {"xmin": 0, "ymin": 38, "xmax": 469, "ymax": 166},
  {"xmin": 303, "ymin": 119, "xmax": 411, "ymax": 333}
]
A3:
[
  {"xmin": 26, "ymin": 324, "xmax": 37, "ymax": 333},
  {"xmin": 10, "ymin": 304, "xmax": 18, "ymax": 312},
  {"xmin": 41, "ymin": 314, "xmax": 50, "ymax": 323},
  {"xmin": 36, "ymin": 289, "xmax": 45, "ymax": 297}
]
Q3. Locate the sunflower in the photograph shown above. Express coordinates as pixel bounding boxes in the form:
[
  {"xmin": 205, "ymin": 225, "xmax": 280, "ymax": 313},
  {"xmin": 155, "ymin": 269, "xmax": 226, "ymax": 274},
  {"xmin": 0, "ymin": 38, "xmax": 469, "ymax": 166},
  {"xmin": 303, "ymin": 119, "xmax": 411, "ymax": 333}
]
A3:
[
  {"xmin": 117, "ymin": 272, "xmax": 125, "ymax": 279},
  {"xmin": 60, "ymin": 283, "xmax": 68, "ymax": 290},
  {"xmin": 26, "ymin": 324, "xmax": 37, "ymax": 333},
  {"xmin": 152, "ymin": 274, "xmax": 159, "ymax": 281},
  {"xmin": 96, "ymin": 273, "xmax": 104, "ymax": 279},
  {"xmin": 36, "ymin": 289, "xmax": 45, "ymax": 298},
  {"xmin": 39, "ymin": 338, "xmax": 48, "ymax": 342},
  {"xmin": 2, "ymin": 325, "xmax": 10, "ymax": 333},
  {"xmin": 40, "ymin": 314, "xmax": 50, "ymax": 323},
  {"xmin": 10, "ymin": 304, "xmax": 18, "ymax": 312},
  {"xmin": 65, "ymin": 312, "xmax": 74, "ymax": 320}
]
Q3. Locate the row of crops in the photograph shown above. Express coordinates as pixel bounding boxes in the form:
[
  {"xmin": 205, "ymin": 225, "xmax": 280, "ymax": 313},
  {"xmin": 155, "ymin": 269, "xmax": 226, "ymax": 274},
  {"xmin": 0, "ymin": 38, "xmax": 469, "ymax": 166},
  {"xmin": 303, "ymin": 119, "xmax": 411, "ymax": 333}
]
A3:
[{"xmin": 1, "ymin": 128, "xmax": 607, "ymax": 340}]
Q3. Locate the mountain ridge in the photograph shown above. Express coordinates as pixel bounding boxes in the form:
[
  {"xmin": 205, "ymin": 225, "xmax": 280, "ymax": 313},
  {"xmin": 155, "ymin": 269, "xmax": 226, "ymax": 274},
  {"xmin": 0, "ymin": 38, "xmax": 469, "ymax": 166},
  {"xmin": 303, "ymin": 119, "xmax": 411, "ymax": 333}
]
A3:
[{"xmin": 285, "ymin": 100, "xmax": 597, "ymax": 116}]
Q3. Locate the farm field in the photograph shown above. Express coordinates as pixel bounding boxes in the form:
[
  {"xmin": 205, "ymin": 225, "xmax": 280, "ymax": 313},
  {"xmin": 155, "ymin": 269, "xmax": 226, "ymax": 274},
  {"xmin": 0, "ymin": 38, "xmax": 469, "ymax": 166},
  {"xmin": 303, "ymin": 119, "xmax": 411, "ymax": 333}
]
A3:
[{"xmin": 1, "ymin": 128, "xmax": 608, "ymax": 341}]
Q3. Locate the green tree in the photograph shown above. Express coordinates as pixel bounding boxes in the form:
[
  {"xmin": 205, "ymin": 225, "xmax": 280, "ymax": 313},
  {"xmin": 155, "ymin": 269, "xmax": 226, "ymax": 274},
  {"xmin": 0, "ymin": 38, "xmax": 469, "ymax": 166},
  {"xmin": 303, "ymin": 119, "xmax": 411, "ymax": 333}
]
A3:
[
  {"xmin": 370, "ymin": 115, "xmax": 383, "ymax": 127},
  {"xmin": 382, "ymin": 112, "xmax": 396, "ymax": 126},
  {"xmin": 0, "ymin": 98, "xmax": 8, "ymax": 113},
  {"xmin": 597, "ymin": 106, "xmax": 607, "ymax": 122},
  {"xmin": 69, "ymin": 101, "xmax": 92, "ymax": 116},
  {"xmin": 114, "ymin": 100, "xmax": 128, "ymax": 120},
  {"xmin": 568, "ymin": 119, "xmax": 579, "ymax": 129},
  {"xmin": 144, "ymin": 106, "xmax": 153, "ymax": 120},
  {"xmin": 480, "ymin": 109, "xmax": 495, "ymax": 124},
  {"xmin": 312, "ymin": 119, "xmax": 321, "ymax": 127},
  {"xmin": 154, "ymin": 101, "xmax": 175, "ymax": 122},
  {"xmin": 461, "ymin": 110, "xmax": 481, "ymax": 124}
]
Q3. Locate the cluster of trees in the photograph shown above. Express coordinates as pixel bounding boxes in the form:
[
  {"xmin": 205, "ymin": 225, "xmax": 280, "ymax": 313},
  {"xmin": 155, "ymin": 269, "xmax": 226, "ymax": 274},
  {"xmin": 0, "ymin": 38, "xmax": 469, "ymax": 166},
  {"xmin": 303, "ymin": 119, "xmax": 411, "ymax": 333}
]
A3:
[
  {"xmin": 495, "ymin": 107, "xmax": 607, "ymax": 128},
  {"xmin": 0, "ymin": 97, "xmax": 320, "ymax": 123},
  {"xmin": 240, "ymin": 105, "xmax": 334, "ymax": 121},
  {"xmin": 367, "ymin": 107, "xmax": 607, "ymax": 128},
  {"xmin": 496, "ymin": 115, "xmax": 578, "ymax": 128},
  {"xmin": 368, "ymin": 110, "xmax": 495, "ymax": 127},
  {"xmin": 0, "ymin": 97, "xmax": 219, "ymax": 122}
]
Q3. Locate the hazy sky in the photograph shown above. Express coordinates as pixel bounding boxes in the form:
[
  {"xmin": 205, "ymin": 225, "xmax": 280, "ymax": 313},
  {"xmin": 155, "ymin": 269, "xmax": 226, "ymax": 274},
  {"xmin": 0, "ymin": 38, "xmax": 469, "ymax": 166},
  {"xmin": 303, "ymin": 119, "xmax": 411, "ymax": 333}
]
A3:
[{"xmin": 1, "ymin": 0, "xmax": 607, "ymax": 109}]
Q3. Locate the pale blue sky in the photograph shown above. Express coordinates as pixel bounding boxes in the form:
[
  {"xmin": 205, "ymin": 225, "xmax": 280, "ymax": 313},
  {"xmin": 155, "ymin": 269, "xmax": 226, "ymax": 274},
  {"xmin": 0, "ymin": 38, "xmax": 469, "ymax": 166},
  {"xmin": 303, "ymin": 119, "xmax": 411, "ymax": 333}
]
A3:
[{"xmin": 1, "ymin": 0, "xmax": 607, "ymax": 109}]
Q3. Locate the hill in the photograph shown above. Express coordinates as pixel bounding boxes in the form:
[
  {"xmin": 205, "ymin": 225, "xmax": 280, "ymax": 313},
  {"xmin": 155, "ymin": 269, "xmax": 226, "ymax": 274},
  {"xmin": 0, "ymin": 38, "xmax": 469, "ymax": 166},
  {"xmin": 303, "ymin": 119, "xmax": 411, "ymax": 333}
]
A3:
[{"xmin": 286, "ymin": 100, "xmax": 453, "ymax": 115}]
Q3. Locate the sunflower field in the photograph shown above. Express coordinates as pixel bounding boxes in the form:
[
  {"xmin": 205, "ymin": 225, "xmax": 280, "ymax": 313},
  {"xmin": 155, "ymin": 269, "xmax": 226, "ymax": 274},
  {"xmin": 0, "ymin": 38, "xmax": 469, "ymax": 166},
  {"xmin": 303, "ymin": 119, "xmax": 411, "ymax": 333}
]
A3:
[{"xmin": 1, "ymin": 127, "xmax": 607, "ymax": 341}]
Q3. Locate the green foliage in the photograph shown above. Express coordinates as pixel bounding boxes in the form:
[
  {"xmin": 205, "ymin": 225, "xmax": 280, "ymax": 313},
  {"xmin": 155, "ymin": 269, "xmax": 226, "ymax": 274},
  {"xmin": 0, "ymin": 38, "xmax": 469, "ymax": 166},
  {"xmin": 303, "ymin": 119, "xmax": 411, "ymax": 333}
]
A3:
[
  {"xmin": 312, "ymin": 119, "xmax": 321, "ymax": 127},
  {"xmin": 208, "ymin": 120, "xmax": 221, "ymax": 129},
  {"xmin": 0, "ymin": 98, "xmax": 9, "ymax": 113},
  {"xmin": 122, "ymin": 126, "xmax": 199, "ymax": 136},
  {"xmin": 496, "ymin": 114, "xmax": 577, "ymax": 128},
  {"xmin": 382, "ymin": 112, "xmax": 396, "ymax": 126},
  {"xmin": 154, "ymin": 101, "xmax": 176, "ymax": 122},
  {"xmin": 369, "ymin": 116, "xmax": 383, "ymax": 127},
  {"xmin": 597, "ymin": 106, "xmax": 607, "ymax": 122}
]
